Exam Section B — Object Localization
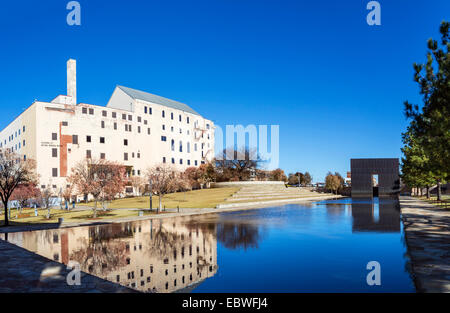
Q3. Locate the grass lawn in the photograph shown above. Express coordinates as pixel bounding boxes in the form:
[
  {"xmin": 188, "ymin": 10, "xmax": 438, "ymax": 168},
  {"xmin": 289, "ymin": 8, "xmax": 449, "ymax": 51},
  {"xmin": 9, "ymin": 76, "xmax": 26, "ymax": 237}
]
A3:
[
  {"xmin": 417, "ymin": 195, "xmax": 450, "ymax": 208},
  {"xmin": 0, "ymin": 207, "xmax": 160, "ymax": 226},
  {"xmin": 86, "ymin": 187, "xmax": 240, "ymax": 209}
]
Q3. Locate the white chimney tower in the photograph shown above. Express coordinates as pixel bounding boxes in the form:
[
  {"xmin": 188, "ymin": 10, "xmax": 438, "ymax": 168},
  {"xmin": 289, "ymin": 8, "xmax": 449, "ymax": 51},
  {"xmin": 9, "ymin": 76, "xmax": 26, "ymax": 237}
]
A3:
[{"xmin": 67, "ymin": 59, "xmax": 77, "ymax": 105}]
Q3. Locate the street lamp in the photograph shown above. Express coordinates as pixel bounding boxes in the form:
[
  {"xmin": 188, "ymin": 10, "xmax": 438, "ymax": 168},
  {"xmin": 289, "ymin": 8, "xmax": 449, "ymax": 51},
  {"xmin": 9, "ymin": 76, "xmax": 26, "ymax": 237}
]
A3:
[{"xmin": 149, "ymin": 178, "xmax": 153, "ymax": 212}]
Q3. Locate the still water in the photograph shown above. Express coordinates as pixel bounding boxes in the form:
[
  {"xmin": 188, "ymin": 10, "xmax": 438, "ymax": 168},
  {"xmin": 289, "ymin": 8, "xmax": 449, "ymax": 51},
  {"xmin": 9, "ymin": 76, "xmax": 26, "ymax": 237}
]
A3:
[{"xmin": 3, "ymin": 198, "xmax": 415, "ymax": 292}]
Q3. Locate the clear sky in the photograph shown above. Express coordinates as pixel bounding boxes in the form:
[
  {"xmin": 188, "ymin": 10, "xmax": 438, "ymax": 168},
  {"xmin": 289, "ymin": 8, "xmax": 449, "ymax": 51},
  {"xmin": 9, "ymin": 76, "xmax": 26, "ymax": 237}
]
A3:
[{"xmin": 0, "ymin": 0, "xmax": 448, "ymax": 182}]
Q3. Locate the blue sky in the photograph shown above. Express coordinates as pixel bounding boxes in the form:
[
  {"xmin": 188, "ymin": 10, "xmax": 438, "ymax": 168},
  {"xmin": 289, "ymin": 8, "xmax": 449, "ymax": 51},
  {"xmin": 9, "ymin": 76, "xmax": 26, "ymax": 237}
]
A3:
[{"xmin": 0, "ymin": 0, "xmax": 448, "ymax": 182}]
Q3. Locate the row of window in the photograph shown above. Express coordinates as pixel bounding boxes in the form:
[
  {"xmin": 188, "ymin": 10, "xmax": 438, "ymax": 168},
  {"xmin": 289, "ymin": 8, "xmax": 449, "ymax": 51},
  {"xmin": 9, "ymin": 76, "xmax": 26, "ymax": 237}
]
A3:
[
  {"xmin": 82, "ymin": 105, "xmax": 197, "ymax": 128},
  {"xmin": 162, "ymin": 157, "xmax": 202, "ymax": 166},
  {"xmin": 3, "ymin": 140, "xmax": 26, "ymax": 152},
  {"xmin": 1, "ymin": 126, "xmax": 26, "ymax": 148}
]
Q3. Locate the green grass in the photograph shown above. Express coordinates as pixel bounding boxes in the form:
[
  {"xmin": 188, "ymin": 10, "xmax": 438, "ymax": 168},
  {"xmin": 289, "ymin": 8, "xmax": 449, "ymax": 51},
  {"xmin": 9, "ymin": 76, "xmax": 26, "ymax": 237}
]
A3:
[
  {"xmin": 0, "ymin": 207, "xmax": 158, "ymax": 225},
  {"xmin": 87, "ymin": 187, "xmax": 239, "ymax": 209},
  {"xmin": 0, "ymin": 187, "xmax": 239, "ymax": 226},
  {"xmin": 417, "ymin": 195, "xmax": 450, "ymax": 208}
]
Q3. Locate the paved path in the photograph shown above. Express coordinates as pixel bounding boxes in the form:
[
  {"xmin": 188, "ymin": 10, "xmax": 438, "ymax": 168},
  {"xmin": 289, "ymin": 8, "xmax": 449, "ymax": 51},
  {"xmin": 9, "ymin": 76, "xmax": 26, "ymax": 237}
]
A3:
[
  {"xmin": 0, "ymin": 239, "xmax": 136, "ymax": 293},
  {"xmin": 400, "ymin": 196, "xmax": 450, "ymax": 293}
]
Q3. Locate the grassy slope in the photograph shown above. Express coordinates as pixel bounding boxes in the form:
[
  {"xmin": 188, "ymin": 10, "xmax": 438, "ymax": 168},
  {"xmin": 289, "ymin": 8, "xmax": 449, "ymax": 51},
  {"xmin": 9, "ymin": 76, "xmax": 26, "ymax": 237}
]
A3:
[{"xmin": 87, "ymin": 187, "xmax": 240, "ymax": 209}]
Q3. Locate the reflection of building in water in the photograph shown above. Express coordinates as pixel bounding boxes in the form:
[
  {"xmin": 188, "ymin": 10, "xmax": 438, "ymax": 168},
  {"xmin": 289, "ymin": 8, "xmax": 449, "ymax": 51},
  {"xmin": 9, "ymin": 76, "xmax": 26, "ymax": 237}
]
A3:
[
  {"xmin": 6, "ymin": 216, "xmax": 217, "ymax": 293},
  {"xmin": 351, "ymin": 199, "xmax": 401, "ymax": 233}
]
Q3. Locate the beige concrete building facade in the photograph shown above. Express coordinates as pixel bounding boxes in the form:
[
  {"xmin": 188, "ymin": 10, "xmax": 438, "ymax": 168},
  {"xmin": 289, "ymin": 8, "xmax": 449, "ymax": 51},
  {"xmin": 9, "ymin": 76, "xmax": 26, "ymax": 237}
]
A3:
[{"xmin": 0, "ymin": 59, "xmax": 214, "ymax": 194}]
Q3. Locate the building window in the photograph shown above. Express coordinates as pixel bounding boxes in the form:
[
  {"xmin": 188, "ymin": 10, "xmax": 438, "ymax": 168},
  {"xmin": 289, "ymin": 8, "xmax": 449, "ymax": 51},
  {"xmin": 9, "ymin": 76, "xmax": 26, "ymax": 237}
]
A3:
[
  {"xmin": 144, "ymin": 120, "xmax": 148, "ymax": 125},
  {"xmin": 72, "ymin": 135, "xmax": 78, "ymax": 144},
  {"xmin": 52, "ymin": 148, "xmax": 57, "ymax": 158},
  {"xmin": 112, "ymin": 112, "xmax": 117, "ymax": 118},
  {"xmin": 100, "ymin": 137, "xmax": 105, "ymax": 144},
  {"xmin": 171, "ymin": 158, "xmax": 175, "ymax": 164},
  {"xmin": 162, "ymin": 110, "xmax": 165, "ymax": 118},
  {"xmin": 171, "ymin": 140, "xmax": 175, "ymax": 151},
  {"xmin": 195, "ymin": 160, "xmax": 198, "ymax": 166},
  {"xmin": 86, "ymin": 150, "xmax": 91, "ymax": 158},
  {"xmin": 52, "ymin": 133, "xmax": 57, "ymax": 140},
  {"xmin": 23, "ymin": 126, "xmax": 26, "ymax": 132},
  {"xmin": 148, "ymin": 107, "xmax": 152, "ymax": 114},
  {"xmin": 161, "ymin": 136, "xmax": 167, "ymax": 142},
  {"xmin": 138, "ymin": 126, "xmax": 141, "ymax": 133},
  {"xmin": 187, "ymin": 142, "xmax": 190, "ymax": 153},
  {"xmin": 61, "ymin": 122, "xmax": 68, "ymax": 126},
  {"xmin": 187, "ymin": 160, "xmax": 190, "ymax": 165},
  {"xmin": 194, "ymin": 143, "xmax": 197, "ymax": 151},
  {"xmin": 89, "ymin": 108, "xmax": 94, "ymax": 115},
  {"xmin": 187, "ymin": 117, "xmax": 189, "ymax": 124},
  {"xmin": 102, "ymin": 110, "xmax": 107, "ymax": 117},
  {"xmin": 144, "ymin": 106, "xmax": 147, "ymax": 114},
  {"xmin": 179, "ymin": 159, "xmax": 183, "ymax": 165},
  {"xmin": 162, "ymin": 125, "xmax": 165, "ymax": 130},
  {"xmin": 163, "ymin": 157, "xmax": 166, "ymax": 163},
  {"xmin": 122, "ymin": 114, "xmax": 126, "ymax": 120},
  {"xmin": 138, "ymin": 116, "xmax": 141, "ymax": 123},
  {"xmin": 147, "ymin": 128, "xmax": 151, "ymax": 135},
  {"xmin": 101, "ymin": 121, "xmax": 105, "ymax": 128},
  {"xmin": 86, "ymin": 135, "xmax": 91, "ymax": 143},
  {"xmin": 171, "ymin": 112, "xmax": 174, "ymax": 120},
  {"xmin": 23, "ymin": 140, "xmax": 26, "ymax": 147},
  {"xmin": 114, "ymin": 122, "xmax": 117, "ymax": 130},
  {"xmin": 128, "ymin": 115, "xmax": 132, "ymax": 121},
  {"xmin": 100, "ymin": 153, "xmax": 105, "ymax": 160},
  {"xmin": 124, "ymin": 139, "xmax": 128, "ymax": 146},
  {"xmin": 137, "ymin": 152, "xmax": 140, "ymax": 158},
  {"xmin": 52, "ymin": 168, "xmax": 58, "ymax": 177},
  {"xmin": 179, "ymin": 115, "xmax": 182, "ymax": 122},
  {"xmin": 179, "ymin": 141, "xmax": 182, "ymax": 152},
  {"xmin": 82, "ymin": 107, "xmax": 87, "ymax": 114},
  {"xmin": 124, "ymin": 153, "xmax": 128, "ymax": 161}
]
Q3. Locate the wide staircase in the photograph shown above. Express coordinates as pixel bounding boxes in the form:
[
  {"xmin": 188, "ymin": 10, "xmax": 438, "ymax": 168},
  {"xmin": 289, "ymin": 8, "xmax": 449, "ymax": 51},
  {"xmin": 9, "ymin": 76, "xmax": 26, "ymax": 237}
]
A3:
[{"xmin": 216, "ymin": 183, "xmax": 338, "ymax": 208}]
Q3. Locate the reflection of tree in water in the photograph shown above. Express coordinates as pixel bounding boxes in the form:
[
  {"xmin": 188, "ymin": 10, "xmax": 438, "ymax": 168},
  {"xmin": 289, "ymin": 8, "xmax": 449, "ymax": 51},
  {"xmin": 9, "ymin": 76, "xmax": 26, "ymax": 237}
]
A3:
[
  {"xmin": 216, "ymin": 222, "xmax": 264, "ymax": 250},
  {"xmin": 185, "ymin": 216, "xmax": 265, "ymax": 251},
  {"xmin": 69, "ymin": 224, "xmax": 133, "ymax": 276}
]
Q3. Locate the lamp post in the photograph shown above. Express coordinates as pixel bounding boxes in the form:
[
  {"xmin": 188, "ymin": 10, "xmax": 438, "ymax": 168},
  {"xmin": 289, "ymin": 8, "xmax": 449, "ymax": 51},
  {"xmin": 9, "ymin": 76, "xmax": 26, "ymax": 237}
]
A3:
[{"xmin": 149, "ymin": 179, "xmax": 153, "ymax": 212}]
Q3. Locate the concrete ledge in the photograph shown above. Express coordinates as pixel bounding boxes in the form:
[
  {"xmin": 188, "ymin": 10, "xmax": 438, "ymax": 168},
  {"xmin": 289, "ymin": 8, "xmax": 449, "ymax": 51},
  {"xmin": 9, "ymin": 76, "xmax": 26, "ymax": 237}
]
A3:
[
  {"xmin": 0, "ymin": 239, "xmax": 137, "ymax": 293},
  {"xmin": 216, "ymin": 195, "xmax": 344, "ymax": 209}
]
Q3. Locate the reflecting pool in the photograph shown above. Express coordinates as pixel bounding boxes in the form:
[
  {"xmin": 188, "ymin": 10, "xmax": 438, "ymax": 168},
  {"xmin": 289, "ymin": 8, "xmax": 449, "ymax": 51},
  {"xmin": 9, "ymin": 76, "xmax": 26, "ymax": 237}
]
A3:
[{"xmin": 2, "ymin": 198, "xmax": 415, "ymax": 292}]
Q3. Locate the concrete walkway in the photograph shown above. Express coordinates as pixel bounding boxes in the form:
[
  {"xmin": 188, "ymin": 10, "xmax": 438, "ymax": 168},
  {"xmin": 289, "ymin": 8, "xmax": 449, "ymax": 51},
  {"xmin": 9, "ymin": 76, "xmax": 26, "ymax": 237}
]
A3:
[
  {"xmin": 0, "ymin": 239, "xmax": 136, "ymax": 293},
  {"xmin": 400, "ymin": 196, "xmax": 450, "ymax": 293}
]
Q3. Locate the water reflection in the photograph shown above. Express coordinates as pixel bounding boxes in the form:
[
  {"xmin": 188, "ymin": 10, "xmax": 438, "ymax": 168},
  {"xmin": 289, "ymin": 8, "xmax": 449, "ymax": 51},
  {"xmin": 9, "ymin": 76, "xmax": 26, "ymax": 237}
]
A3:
[
  {"xmin": 185, "ymin": 214, "xmax": 267, "ymax": 251},
  {"xmin": 5, "ymin": 217, "xmax": 218, "ymax": 293},
  {"xmin": 2, "ymin": 197, "xmax": 413, "ymax": 292},
  {"xmin": 351, "ymin": 198, "xmax": 401, "ymax": 233}
]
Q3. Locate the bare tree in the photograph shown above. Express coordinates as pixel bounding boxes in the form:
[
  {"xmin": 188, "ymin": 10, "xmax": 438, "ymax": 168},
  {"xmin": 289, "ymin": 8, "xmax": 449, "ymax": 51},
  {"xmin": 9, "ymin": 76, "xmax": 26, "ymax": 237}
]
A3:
[
  {"xmin": 70, "ymin": 158, "xmax": 126, "ymax": 218},
  {"xmin": 61, "ymin": 179, "xmax": 75, "ymax": 210},
  {"xmin": 129, "ymin": 176, "xmax": 146, "ymax": 197},
  {"xmin": 146, "ymin": 164, "xmax": 179, "ymax": 213},
  {"xmin": 215, "ymin": 147, "xmax": 262, "ymax": 181},
  {"xmin": 0, "ymin": 149, "xmax": 37, "ymax": 226},
  {"xmin": 39, "ymin": 184, "xmax": 55, "ymax": 219}
]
